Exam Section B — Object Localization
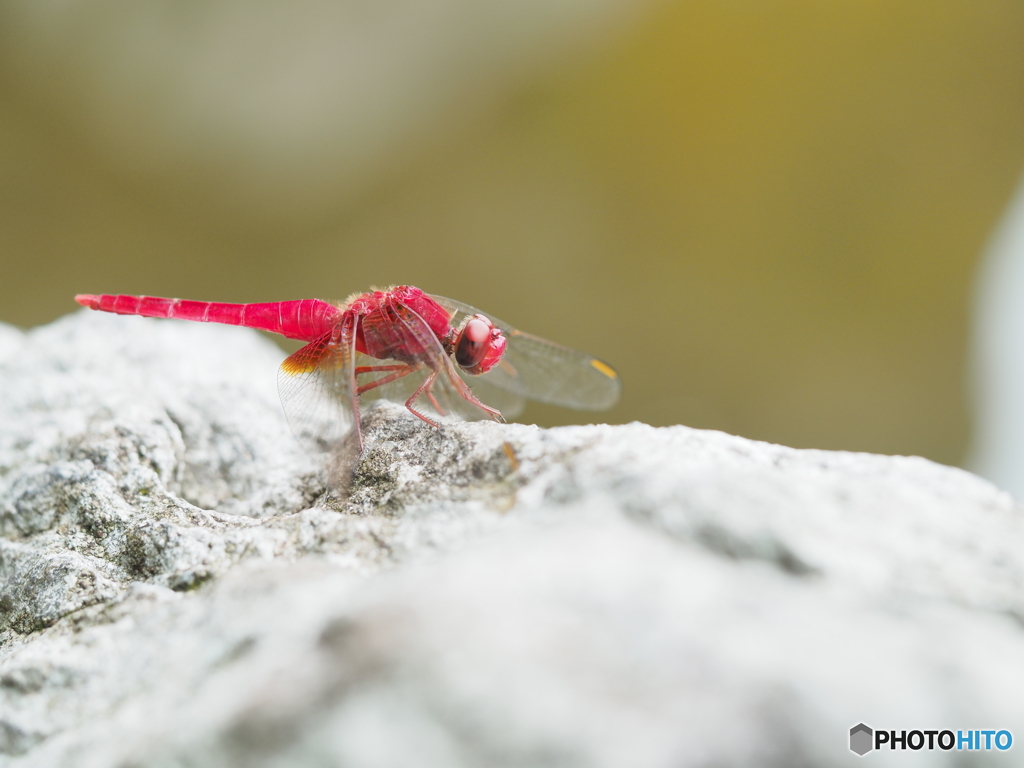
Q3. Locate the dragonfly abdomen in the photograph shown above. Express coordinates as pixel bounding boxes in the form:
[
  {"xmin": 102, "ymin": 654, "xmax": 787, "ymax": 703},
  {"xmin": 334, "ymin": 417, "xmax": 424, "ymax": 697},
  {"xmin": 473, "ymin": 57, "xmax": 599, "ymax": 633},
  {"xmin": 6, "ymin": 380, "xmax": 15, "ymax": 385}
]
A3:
[{"xmin": 75, "ymin": 295, "xmax": 341, "ymax": 341}]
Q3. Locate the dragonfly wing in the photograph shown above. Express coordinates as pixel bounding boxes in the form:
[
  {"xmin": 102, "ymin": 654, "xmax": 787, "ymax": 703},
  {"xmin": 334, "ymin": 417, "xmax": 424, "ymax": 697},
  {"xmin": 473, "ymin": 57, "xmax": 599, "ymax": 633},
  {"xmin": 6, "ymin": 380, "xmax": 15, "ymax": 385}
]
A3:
[
  {"xmin": 427, "ymin": 294, "xmax": 621, "ymax": 411},
  {"xmin": 452, "ymin": 374, "xmax": 526, "ymax": 419},
  {"xmin": 277, "ymin": 314, "xmax": 359, "ymax": 459}
]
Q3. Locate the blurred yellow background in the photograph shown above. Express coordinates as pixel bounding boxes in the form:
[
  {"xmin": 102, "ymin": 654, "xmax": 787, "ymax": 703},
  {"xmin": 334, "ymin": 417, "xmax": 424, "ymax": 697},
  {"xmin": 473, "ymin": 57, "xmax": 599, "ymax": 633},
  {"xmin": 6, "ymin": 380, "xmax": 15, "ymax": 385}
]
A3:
[{"xmin": 3, "ymin": 0, "xmax": 1023, "ymax": 467}]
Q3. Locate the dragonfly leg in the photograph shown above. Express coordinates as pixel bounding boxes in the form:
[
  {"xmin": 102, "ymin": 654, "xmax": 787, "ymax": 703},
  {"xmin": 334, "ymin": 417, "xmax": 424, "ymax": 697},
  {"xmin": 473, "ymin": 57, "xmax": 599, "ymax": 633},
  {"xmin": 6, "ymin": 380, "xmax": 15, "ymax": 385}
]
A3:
[
  {"xmin": 406, "ymin": 370, "xmax": 442, "ymax": 428},
  {"xmin": 424, "ymin": 377, "xmax": 446, "ymax": 416},
  {"xmin": 356, "ymin": 363, "xmax": 420, "ymax": 395},
  {"xmin": 441, "ymin": 363, "xmax": 505, "ymax": 423}
]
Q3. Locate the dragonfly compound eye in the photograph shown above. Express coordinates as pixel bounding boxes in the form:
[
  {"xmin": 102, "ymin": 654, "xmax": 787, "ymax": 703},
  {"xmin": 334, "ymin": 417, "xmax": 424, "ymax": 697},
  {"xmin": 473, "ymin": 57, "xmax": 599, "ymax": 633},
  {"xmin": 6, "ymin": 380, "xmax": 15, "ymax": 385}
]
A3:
[{"xmin": 455, "ymin": 314, "xmax": 506, "ymax": 375}]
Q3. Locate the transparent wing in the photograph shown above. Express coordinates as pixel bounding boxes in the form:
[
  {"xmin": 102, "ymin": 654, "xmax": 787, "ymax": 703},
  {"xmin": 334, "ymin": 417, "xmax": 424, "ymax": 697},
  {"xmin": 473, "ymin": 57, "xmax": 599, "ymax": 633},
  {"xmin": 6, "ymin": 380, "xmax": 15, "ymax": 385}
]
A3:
[
  {"xmin": 355, "ymin": 302, "xmax": 507, "ymax": 424},
  {"xmin": 277, "ymin": 315, "xmax": 359, "ymax": 459},
  {"xmin": 357, "ymin": 357, "xmax": 523, "ymax": 421},
  {"xmin": 452, "ymin": 374, "xmax": 526, "ymax": 419},
  {"xmin": 428, "ymin": 294, "xmax": 621, "ymax": 411}
]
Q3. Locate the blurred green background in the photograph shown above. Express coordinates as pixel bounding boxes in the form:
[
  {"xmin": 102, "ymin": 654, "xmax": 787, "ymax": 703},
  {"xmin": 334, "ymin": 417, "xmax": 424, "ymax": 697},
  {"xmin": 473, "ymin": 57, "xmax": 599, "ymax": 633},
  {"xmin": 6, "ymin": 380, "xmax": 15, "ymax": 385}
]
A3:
[{"xmin": 2, "ymin": 0, "xmax": 1024, "ymax": 467}]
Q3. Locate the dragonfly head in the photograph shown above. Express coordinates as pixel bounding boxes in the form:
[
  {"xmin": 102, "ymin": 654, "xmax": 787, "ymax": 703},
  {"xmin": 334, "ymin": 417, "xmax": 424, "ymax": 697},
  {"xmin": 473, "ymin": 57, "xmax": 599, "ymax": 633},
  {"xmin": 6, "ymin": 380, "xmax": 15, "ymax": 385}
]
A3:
[{"xmin": 453, "ymin": 314, "xmax": 506, "ymax": 375}]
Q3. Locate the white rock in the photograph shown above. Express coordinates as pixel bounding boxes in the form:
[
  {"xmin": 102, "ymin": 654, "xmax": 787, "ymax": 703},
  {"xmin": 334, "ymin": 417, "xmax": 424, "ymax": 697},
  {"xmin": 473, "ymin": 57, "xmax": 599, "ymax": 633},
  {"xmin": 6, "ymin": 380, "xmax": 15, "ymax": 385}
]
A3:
[
  {"xmin": 1, "ymin": 310, "xmax": 1022, "ymax": 766},
  {"xmin": 0, "ymin": 323, "xmax": 22, "ymax": 365}
]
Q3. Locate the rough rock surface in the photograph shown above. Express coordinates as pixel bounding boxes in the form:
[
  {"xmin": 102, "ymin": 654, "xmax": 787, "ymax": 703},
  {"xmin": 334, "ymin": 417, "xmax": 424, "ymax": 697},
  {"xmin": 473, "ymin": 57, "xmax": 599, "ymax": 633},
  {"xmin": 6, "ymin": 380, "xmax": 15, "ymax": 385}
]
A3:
[{"xmin": 1, "ymin": 310, "xmax": 1023, "ymax": 767}]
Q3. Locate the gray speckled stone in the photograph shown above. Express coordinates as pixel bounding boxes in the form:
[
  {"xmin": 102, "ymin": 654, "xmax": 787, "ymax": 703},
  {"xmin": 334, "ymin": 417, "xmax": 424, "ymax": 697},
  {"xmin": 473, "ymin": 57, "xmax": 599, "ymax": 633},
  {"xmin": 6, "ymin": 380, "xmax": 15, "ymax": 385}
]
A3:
[{"xmin": 1, "ymin": 310, "xmax": 1023, "ymax": 767}]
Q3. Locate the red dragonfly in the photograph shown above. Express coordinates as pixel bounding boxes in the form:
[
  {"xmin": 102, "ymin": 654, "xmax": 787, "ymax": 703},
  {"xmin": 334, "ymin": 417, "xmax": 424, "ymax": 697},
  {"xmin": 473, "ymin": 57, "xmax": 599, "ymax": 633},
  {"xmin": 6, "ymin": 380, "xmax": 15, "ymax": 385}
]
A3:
[{"xmin": 75, "ymin": 286, "xmax": 620, "ymax": 456}]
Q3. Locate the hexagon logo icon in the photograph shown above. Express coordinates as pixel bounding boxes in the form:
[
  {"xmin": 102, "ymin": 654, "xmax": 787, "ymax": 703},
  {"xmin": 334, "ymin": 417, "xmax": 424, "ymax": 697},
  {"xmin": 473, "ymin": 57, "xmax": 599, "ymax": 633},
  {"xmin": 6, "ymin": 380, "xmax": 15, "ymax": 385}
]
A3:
[{"xmin": 850, "ymin": 723, "xmax": 873, "ymax": 756}]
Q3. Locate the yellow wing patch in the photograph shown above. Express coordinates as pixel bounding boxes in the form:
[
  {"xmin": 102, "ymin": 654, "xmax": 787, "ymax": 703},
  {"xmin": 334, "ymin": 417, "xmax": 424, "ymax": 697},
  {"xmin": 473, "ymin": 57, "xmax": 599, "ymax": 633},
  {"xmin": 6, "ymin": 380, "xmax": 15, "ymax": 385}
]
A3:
[
  {"xmin": 281, "ymin": 351, "xmax": 321, "ymax": 376},
  {"xmin": 590, "ymin": 359, "xmax": 618, "ymax": 379},
  {"xmin": 281, "ymin": 334, "xmax": 337, "ymax": 375}
]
